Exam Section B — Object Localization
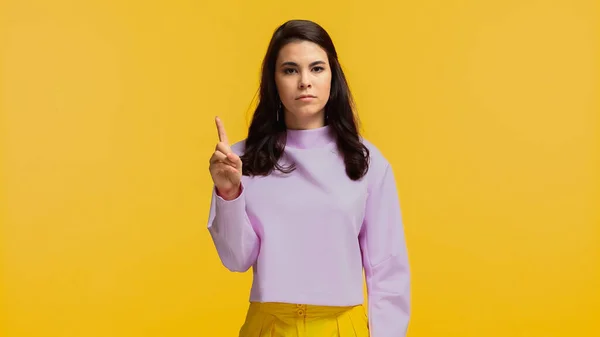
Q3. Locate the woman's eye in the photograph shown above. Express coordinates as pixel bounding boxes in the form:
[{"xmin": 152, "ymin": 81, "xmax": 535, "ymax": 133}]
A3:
[
  {"xmin": 283, "ymin": 68, "xmax": 297, "ymax": 74},
  {"xmin": 312, "ymin": 66, "xmax": 324, "ymax": 72}
]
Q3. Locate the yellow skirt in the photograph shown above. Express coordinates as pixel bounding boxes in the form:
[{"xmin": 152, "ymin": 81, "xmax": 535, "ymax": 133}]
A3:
[{"xmin": 239, "ymin": 302, "xmax": 370, "ymax": 337}]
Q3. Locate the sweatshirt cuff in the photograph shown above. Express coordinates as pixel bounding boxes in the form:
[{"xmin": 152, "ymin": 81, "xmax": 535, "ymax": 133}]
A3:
[{"xmin": 214, "ymin": 183, "xmax": 246, "ymax": 214}]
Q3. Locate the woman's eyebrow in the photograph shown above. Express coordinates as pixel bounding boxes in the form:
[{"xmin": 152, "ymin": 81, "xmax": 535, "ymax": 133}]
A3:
[{"xmin": 280, "ymin": 60, "xmax": 326, "ymax": 67}]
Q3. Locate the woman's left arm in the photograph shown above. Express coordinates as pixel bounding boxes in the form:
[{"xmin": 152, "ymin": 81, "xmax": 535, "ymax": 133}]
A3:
[{"xmin": 359, "ymin": 162, "xmax": 411, "ymax": 337}]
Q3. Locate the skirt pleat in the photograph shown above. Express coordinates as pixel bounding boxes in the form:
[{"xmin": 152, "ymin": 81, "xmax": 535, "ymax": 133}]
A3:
[
  {"xmin": 345, "ymin": 305, "xmax": 370, "ymax": 337},
  {"xmin": 239, "ymin": 305, "xmax": 276, "ymax": 337}
]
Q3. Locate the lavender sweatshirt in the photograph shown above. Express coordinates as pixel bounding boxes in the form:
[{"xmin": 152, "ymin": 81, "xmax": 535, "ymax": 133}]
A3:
[{"xmin": 207, "ymin": 125, "xmax": 410, "ymax": 336}]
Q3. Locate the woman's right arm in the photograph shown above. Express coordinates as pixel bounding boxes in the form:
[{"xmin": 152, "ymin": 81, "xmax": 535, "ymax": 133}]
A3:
[
  {"xmin": 207, "ymin": 183, "xmax": 259, "ymax": 272},
  {"xmin": 207, "ymin": 117, "xmax": 259, "ymax": 272}
]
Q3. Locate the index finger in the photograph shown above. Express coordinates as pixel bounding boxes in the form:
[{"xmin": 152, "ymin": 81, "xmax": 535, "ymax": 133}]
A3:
[{"xmin": 215, "ymin": 116, "xmax": 229, "ymax": 144}]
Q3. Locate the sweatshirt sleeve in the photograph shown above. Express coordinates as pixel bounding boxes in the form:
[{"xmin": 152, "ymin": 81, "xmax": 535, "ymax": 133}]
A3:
[
  {"xmin": 359, "ymin": 162, "xmax": 411, "ymax": 337},
  {"xmin": 207, "ymin": 182, "xmax": 260, "ymax": 272}
]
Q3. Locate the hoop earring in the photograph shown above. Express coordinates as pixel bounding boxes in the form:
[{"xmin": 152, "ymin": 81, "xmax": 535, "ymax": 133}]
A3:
[{"xmin": 277, "ymin": 102, "xmax": 282, "ymax": 122}]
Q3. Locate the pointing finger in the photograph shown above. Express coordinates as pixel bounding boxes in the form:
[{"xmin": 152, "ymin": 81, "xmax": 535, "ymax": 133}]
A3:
[{"xmin": 215, "ymin": 116, "xmax": 229, "ymax": 145}]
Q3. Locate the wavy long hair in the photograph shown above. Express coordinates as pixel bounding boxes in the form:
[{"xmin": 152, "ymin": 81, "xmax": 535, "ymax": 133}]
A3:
[{"xmin": 241, "ymin": 19, "xmax": 370, "ymax": 181}]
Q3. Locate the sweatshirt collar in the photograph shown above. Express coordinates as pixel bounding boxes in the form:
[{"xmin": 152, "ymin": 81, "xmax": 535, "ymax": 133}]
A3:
[{"xmin": 285, "ymin": 125, "xmax": 335, "ymax": 149}]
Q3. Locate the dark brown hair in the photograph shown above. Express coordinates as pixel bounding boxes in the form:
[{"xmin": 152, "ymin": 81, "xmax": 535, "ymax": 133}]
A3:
[{"xmin": 241, "ymin": 19, "xmax": 369, "ymax": 181}]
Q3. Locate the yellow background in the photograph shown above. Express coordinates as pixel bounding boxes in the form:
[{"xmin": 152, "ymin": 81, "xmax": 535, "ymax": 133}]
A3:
[{"xmin": 1, "ymin": 0, "xmax": 598, "ymax": 336}]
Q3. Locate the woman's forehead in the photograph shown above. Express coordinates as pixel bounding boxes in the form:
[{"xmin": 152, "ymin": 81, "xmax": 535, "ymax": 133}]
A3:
[{"xmin": 276, "ymin": 41, "xmax": 328, "ymax": 65}]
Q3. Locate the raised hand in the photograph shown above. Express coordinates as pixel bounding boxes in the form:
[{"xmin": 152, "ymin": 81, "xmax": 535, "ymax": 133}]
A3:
[{"xmin": 209, "ymin": 116, "xmax": 242, "ymax": 200}]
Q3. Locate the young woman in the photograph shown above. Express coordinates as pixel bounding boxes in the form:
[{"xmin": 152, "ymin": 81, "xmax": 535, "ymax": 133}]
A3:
[{"xmin": 207, "ymin": 19, "xmax": 410, "ymax": 337}]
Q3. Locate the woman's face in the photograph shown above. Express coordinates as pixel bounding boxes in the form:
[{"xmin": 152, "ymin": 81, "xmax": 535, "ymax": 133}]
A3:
[{"xmin": 274, "ymin": 40, "xmax": 332, "ymax": 130}]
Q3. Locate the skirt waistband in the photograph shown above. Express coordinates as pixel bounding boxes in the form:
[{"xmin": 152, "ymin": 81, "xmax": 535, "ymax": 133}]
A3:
[
  {"xmin": 240, "ymin": 302, "xmax": 370, "ymax": 336},
  {"xmin": 249, "ymin": 302, "xmax": 362, "ymax": 320}
]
